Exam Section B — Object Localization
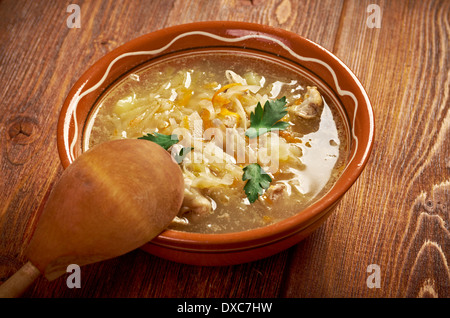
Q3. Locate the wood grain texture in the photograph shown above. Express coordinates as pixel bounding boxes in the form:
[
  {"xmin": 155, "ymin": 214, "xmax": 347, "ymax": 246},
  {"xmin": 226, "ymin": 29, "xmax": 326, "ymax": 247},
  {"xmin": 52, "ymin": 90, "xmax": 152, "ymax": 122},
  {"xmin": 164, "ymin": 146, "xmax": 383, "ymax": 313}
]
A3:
[{"xmin": 0, "ymin": 0, "xmax": 448, "ymax": 298}]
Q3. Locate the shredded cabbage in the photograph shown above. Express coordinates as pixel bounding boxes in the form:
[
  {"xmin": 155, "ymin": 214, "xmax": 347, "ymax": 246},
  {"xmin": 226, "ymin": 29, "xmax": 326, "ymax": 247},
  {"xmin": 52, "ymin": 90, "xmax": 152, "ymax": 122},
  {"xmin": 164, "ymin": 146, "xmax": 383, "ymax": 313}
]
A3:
[{"xmin": 94, "ymin": 68, "xmax": 308, "ymax": 214}]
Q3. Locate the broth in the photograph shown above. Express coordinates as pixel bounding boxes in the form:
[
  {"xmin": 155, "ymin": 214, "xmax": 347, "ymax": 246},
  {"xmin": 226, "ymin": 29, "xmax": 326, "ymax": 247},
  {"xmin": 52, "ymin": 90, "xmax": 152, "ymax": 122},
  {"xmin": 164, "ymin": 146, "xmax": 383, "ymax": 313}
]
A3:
[{"xmin": 84, "ymin": 52, "xmax": 349, "ymax": 234}]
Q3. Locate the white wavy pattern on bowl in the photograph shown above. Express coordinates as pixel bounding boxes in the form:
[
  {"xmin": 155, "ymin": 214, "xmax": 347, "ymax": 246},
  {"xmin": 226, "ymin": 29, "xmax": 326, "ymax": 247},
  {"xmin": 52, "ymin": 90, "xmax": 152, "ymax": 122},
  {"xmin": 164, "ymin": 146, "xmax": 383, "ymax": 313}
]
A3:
[{"xmin": 64, "ymin": 31, "xmax": 365, "ymax": 169}]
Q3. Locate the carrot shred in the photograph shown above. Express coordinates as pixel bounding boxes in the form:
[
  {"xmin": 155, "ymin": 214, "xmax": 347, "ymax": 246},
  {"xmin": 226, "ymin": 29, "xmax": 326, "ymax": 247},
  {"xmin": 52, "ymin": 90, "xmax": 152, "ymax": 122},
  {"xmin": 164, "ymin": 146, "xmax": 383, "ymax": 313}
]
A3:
[
  {"xmin": 200, "ymin": 109, "xmax": 212, "ymax": 130},
  {"xmin": 177, "ymin": 89, "xmax": 193, "ymax": 107},
  {"xmin": 214, "ymin": 95, "xmax": 231, "ymax": 107},
  {"xmin": 211, "ymin": 83, "xmax": 241, "ymax": 106},
  {"xmin": 294, "ymin": 97, "xmax": 304, "ymax": 105},
  {"xmin": 279, "ymin": 130, "xmax": 302, "ymax": 143},
  {"xmin": 182, "ymin": 116, "xmax": 190, "ymax": 129}
]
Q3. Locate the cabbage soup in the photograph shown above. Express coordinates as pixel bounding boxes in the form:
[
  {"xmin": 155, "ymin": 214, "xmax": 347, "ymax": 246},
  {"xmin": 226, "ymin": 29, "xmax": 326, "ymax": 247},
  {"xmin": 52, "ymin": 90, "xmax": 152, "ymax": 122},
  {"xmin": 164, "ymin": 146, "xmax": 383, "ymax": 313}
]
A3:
[{"xmin": 84, "ymin": 51, "xmax": 349, "ymax": 234}]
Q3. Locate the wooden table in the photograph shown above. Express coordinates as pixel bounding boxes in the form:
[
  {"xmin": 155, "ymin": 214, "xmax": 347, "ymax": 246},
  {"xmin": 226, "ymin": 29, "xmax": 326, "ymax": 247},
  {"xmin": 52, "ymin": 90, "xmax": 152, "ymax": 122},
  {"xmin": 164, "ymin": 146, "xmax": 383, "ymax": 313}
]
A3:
[{"xmin": 0, "ymin": 0, "xmax": 448, "ymax": 298}]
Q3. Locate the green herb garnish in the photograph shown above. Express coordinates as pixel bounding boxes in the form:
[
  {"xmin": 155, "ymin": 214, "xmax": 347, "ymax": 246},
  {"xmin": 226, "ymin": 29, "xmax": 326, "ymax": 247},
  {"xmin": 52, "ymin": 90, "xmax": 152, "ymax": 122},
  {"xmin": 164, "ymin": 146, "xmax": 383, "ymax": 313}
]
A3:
[
  {"xmin": 174, "ymin": 147, "xmax": 193, "ymax": 164},
  {"xmin": 138, "ymin": 132, "xmax": 179, "ymax": 150},
  {"xmin": 242, "ymin": 163, "xmax": 272, "ymax": 203},
  {"xmin": 245, "ymin": 96, "xmax": 289, "ymax": 139},
  {"xmin": 138, "ymin": 132, "xmax": 193, "ymax": 164}
]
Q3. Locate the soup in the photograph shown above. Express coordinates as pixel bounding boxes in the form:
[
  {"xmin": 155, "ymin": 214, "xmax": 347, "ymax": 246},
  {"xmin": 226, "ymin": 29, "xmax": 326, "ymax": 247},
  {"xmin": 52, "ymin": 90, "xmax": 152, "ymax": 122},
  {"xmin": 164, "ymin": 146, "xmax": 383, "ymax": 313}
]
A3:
[{"xmin": 84, "ymin": 52, "xmax": 349, "ymax": 234}]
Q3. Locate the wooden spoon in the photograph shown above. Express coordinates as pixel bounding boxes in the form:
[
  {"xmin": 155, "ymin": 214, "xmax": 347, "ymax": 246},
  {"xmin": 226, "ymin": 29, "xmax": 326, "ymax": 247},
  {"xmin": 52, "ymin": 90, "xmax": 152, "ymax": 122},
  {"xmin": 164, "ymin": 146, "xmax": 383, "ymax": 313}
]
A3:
[{"xmin": 0, "ymin": 139, "xmax": 184, "ymax": 297}]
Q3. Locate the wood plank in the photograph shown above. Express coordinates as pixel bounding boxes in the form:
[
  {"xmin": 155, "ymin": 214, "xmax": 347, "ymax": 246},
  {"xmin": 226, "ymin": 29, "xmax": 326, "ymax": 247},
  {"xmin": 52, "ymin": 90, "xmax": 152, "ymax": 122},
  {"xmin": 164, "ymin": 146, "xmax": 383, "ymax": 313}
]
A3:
[
  {"xmin": 282, "ymin": 0, "xmax": 449, "ymax": 297},
  {"xmin": 23, "ymin": 249, "xmax": 291, "ymax": 297},
  {"xmin": 166, "ymin": 0, "xmax": 344, "ymax": 51}
]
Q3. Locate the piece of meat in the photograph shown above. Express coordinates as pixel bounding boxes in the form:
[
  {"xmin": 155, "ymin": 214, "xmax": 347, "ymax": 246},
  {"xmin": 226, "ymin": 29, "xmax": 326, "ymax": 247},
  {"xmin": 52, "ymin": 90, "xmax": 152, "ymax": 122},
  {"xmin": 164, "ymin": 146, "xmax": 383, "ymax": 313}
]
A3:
[
  {"xmin": 266, "ymin": 183, "xmax": 287, "ymax": 201},
  {"xmin": 288, "ymin": 86, "xmax": 323, "ymax": 119},
  {"xmin": 171, "ymin": 216, "xmax": 189, "ymax": 226},
  {"xmin": 179, "ymin": 187, "xmax": 212, "ymax": 216}
]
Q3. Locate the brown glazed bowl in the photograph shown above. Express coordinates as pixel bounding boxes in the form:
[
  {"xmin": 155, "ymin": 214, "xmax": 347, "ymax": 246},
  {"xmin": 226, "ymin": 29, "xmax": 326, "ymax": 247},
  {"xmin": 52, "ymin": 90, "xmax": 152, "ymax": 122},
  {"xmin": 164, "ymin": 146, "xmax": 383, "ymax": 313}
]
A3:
[{"xmin": 58, "ymin": 21, "xmax": 374, "ymax": 266}]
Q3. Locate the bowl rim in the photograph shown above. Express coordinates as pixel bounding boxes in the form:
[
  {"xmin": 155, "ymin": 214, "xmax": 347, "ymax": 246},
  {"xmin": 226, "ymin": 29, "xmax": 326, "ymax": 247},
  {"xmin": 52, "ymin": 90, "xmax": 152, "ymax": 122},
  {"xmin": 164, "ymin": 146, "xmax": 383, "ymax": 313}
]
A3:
[{"xmin": 58, "ymin": 21, "xmax": 375, "ymax": 252}]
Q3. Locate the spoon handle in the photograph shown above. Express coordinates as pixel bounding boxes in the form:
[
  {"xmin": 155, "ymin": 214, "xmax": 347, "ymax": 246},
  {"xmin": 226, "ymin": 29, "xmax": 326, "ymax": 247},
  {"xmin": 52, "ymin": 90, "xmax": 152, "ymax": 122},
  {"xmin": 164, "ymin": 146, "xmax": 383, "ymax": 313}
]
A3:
[{"xmin": 0, "ymin": 261, "xmax": 41, "ymax": 298}]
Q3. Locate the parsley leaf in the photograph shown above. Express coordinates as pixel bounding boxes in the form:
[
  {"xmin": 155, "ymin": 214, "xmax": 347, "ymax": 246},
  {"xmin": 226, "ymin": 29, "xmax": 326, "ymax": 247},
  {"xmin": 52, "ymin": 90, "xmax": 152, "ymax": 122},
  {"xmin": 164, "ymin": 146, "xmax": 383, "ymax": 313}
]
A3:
[
  {"xmin": 245, "ymin": 96, "xmax": 289, "ymax": 138},
  {"xmin": 242, "ymin": 163, "xmax": 272, "ymax": 203},
  {"xmin": 138, "ymin": 132, "xmax": 192, "ymax": 164},
  {"xmin": 138, "ymin": 132, "xmax": 179, "ymax": 150},
  {"xmin": 174, "ymin": 147, "xmax": 193, "ymax": 164}
]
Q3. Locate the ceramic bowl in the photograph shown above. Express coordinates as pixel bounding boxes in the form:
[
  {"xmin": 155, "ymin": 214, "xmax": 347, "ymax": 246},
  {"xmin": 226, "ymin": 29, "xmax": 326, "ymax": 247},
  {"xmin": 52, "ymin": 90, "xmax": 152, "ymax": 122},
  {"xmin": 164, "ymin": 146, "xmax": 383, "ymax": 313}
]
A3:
[{"xmin": 58, "ymin": 21, "xmax": 374, "ymax": 266}]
